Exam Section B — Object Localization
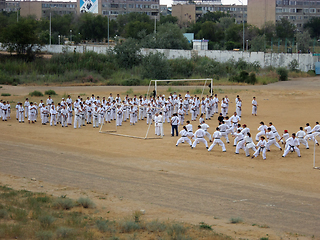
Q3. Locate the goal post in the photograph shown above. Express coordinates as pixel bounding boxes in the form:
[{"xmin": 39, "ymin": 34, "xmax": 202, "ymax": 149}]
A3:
[
  {"xmin": 99, "ymin": 104, "xmax": 164, "ymax": 140},
  {"xmin": 313, "ymin": 133, "xmax": 320, "ymax": 169},
  {"xmin": 147, "ymin": 78, "xmax": 214, "ymax": 98}
]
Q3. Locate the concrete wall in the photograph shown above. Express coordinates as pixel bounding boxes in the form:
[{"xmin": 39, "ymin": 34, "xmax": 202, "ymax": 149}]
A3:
[{"xmin": 9, "ymin": 44, "xmax": 316, "ymax": 72}]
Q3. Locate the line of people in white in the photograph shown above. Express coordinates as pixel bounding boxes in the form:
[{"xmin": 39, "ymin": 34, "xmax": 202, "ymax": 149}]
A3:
[{"xmin": 175, "ymin": 117, "xmax": 320, "ymax": 160}]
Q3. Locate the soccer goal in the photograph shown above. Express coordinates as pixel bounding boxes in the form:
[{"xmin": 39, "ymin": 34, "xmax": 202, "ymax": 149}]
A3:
[
  {"xmin": 313, "ymin": 133, "xmax": 320, "ymax": 169},
  {"xmin": 146, "ymin": 78, "xmax": 213, "ymax": 98},
  {"xmin": 99, "ymin": 105, "xmax": 163, "ymax": 140}
]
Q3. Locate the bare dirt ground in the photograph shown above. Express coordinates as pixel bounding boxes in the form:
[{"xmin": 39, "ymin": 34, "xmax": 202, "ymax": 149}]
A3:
[{"xmin": 0, "ymin": 78, "xmax": 320, "ymax": 240}]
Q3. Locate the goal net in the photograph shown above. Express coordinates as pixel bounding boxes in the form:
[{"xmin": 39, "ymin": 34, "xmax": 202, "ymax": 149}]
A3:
[{"xmin": 147, "ymin": 78, "xmax": 213, "ymax": 99}]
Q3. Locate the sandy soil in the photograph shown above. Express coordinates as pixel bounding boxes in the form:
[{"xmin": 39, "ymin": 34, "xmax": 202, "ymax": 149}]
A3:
[{"xmin": 0, "ymin": 78, "xmax": 320, "ymax": 240}]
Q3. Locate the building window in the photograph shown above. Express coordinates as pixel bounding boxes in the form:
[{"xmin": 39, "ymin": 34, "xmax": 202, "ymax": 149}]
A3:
[
  {"xmin": 310, "ymin": 8, "xmax": 316, "ymax": 12},
  {"xmin": 289, "ymin": 1, "xmax": 296, "ymax": 5},
  {"xmin": 303, "ymin": 8, "xmax": 309, "ymax": 12}
]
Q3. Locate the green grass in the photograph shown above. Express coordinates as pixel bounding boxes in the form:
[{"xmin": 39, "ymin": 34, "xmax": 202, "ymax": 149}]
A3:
[
  {"xmin": 199, "ymin": 222, "xmax": 213, "ymax": 230},
  {"xmin": 0, "ymin": 185, "xmax": 239, "ymax": 240},
  {"xmin": 1, "ymin": 93, "xmax": 11, "ymax": 96},
  {"xmin": 44, "ymin": 90, "xmax": 57, "ymax": 95}
]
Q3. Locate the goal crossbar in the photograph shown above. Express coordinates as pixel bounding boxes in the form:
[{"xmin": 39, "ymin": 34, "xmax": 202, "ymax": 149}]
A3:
[{"xmin": 147, "ymin": 78, "xmax": 213, "ymax": 98}]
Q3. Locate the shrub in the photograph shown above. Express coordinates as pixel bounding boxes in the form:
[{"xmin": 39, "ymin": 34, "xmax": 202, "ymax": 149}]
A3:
[
  {"xmin": 229, "ymin": 217, "xmax": 243, "ymax": 224},
  {"xmin": 167, "ymin": 223, "xmax": 187, "ymax": 237},
  {"xmin": 77, "ymin": 197, "xmax": 95, "ymax": 209},
  {"xmin": 55, "ymin": 227, "xmax": 74, "ymax": 239},
  {"xmin": 169, "ymin": 58, "xmax": 193, "ymax": 78},
  {"xmin": 1, "ymin": 93, "xmax": 11, "ymax": 96},
  {"xmin": 199, "ymin": 222, "xmax": 212, "ymax": 230},
  {"xmin": 146, "ymin": 220, "xmax": 167, "ymax": 232},
  {"xmin": 96, "ymin": 219, "xmax": 113, "ymax": 233},
  {"xmin": 38, "ymin": 215, "xmax": 55, "ymax": 229},
  {"xmin": 247, "ymin": 72, "xmax": 257, "ymax": 85},
  {"xmin": 119, "ymin": 220, "xmax": 140, "ymax": 233},
  {"xmin": 142, "ymin": 52, "xmax": 170, "ymax": 80},
  {"xmin": 29, "ymin": 90, "xmax": 44, "ymax": 97},
  {"xmin": 36, "ymin": 230, "xmax": 53, "ymax": 240},
  {"xmin": 288, "ymin": 59, "xmax": 299, "ymax": 71},
  {"xmin": 44, "ymin": 90, "xmax": 57, "ymax": 95},
  {"xmin": 53, "ymin": 197, "xmax": 74, "ymax": 210},
  {"xmin": 307, "ymin": 69, "xmax": 316, "ymax": 76},
  {"xmin": 0, "ymin": 209, "xmax": 8, "ymax": 219},
  {"xmin": 276, "ymin": 67, "xmax": 288, "ymax": 81},
  {"xmin": 122, "ymin": 78, "xmax": 141, "ymax": 86}
]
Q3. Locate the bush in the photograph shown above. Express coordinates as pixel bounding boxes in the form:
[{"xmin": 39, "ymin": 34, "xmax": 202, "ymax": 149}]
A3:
[
  {"xmin": 307, "ymin": 69, "xmax": 316, "ymax": 76},
  {"xmin": 199, "ymin": 222, "xmax": 212, "ymax": 230},
  {"xmin": 1, "ymin": 93, "xmax": 11, "ymax": 96},
  {"xmin": 122, "ymin": 78, "xmax": 141, "ymax": 86},
  {"xmin": 0, "ymin": 209, "xmax": 8, "ymax": 219},
  {"xmin": 247, "ymin": 72, "xmax": 257, "ymax": 85},
  {"xmin": 29, "ymin": 90, "xmax": 44, "ymax": 97},
  {"xmin": 288, "ymin": 59, "xmax": 299, "ymax": 71},
  {"xmin": 35, "ymin": 230, "xmax": 53, "ymax": 240},
  {"xmin": 169, "ymin": 58, "xmax": 193, "ymax": 78},
  {"xmin": 55, "ymin": 227, "xmax": 74, "ymax": 239},
  {"xmin": 276, "ymin": 67, "xmax": 288, "ymax": 81},
  {"xmin": 119, "ymin": 220, "xmax": 141, "ymax": 233},
  {"xmin": 96, "ymin": 219, "xmax": 113, "ymax": 233},
  {"xmin": 53, "ymin": 198, "xmax": 74, "ymax": 210},
  {"xmin": 229, "ymin": 217, "xmax": 243, "ymax": 224},
  {"xmin": 146, "ymin": 220, "xmax": 167, "ymax": 232},
  {"xmin": 38, "ymin": 215, "xmax": 55, "ymax": 229},
  {"xmin": 44, "ymin": 90, "xmax": 56, "ymax": 95},
  {"xmin": 77, "ymin": 197, "xmax": 95, "ymax": 209},
  {"xmin": 141, "ymin": 52, "xmax": 170, "ymax": 80}
]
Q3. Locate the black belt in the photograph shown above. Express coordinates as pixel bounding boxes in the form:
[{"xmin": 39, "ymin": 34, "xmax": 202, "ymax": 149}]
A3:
[
  {"xmin": 269, "ymin": 138, "xmax": 274, "ymax": 140},
  {"xmin": 220, "ymin": 131, "xmax": 225, "ymax": 132},
  {"xmin": 188, "ymin": 131, "xmax": 192, "ymax": 132},
  {"xmin": 308, "ymin": 132, "xmax": 312, "ymax": 134},
  {"xmin": 215, "ymin": 138, "xmax": 220, "ymax": 139},
  {"xmin": 182, "ymin": 135, "xmax": 187, "ymax": 137},
  {"xmin": 197, "ymin": 137, "xmax": 203, "ymax": 138}
]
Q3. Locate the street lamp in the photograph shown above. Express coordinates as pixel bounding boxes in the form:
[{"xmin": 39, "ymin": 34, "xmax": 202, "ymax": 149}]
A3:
[
  {"xmin": 58, "ymin": 35, "xmax": 61, "ymax": 45},
  {"xmin": 238, "ymin": 0, "xmax": 245, "ymax": 52},
  {"xmin": 70, "ymin": 29, "xmax": 72, "ymax": 42},
  {"xmin": 17, "ymin": 7, "xmax": 21, "ymax": 22},
  {"xmin": 49, "ymin": 6, "xmax": 56, "ymax": 45},
  {"xmin": 246, "ymin": 39, "xmax": 248, "ymax": 51},
  {"xmin": 107, "ymin": 11, "xmax": 110, "ymax": 47}
]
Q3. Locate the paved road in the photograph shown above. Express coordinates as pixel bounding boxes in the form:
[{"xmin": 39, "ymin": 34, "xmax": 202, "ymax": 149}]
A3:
[{"xmin": 0, "ymin": 140, "xmax": 319, "ymax": 237}]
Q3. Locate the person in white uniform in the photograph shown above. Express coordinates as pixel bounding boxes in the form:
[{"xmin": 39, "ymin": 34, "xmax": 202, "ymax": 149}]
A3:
[
  {"xmin": 266, "ymin": 127, "xmax": 282, "ymax": 151},
  {"xmin": 201, "ymin": 121, "xmax": 212, "ymax": 142},
  {"xmin": 282, "ymin": 133, "xmax": 301, "ymax": 157},
  {"xmin": 252, "ymin": 136, "xmax": 267, "ymax": 160},
  {"xmin": 191, "ymin": 125, "xmax": 208, "ymax": 149},
  {"xmin": 234, "ymin": 129, "xmax": 245, "ymax": 154},
  {"xmin": 255, "ymin": 121, "xmax": 267, "ymax": 141},
  {"xmin": 244, "ymin": 133, "xmax": 256, "ymax": 157},
  {"xmin": 176, "ymin": 126, "xmax": 192, "ymax": 147},
  {"xmin": 296, "ymin": 127, "xmax": 309, "ymax": 149},
  {"xmin": 208, "ymin": 127, "xmax": 226, "ymax": 152},
  {"xmin": 252, "ymin": 97, "xmax": 257, "ymax": 116}
]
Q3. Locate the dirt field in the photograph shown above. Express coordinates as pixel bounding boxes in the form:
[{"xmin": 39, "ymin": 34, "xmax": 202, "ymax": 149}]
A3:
[{"xmin": 0, "ymin": 78, "xmax": 320, "ymax": 240}]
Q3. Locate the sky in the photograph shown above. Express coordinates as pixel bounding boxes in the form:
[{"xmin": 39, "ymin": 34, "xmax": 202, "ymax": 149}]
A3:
[{"xmin": 161, "ymin": 0, "xmax": 248, "ymax": 7}]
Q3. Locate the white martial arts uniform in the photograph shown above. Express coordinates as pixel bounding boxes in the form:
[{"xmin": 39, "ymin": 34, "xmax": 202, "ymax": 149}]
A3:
[
  {"xmin": 252, "ymin": 99, "xmax": 257, "ymax": 115},
  {"xmin": 253, "ymin": 139, "xmax": 267, "ymax": 160},
  {"xmin": 266, "ymin": 131, "xmax": 282, "ymax": 151},
  {"xmin": 176, "ymin": 129, "xmax": 192, "ymax": 146},
  {"xmin": 208, "ymin": 131, "xmax": 226, "ymax": 152},
  {"xmin": 201, "ymin": 123, "xmax": 212, "ymax": 141},
  {"xmin": 296, "ymin": 130, "xmax": 309, "ymax": 149},
  {"xmin": 192, "ymin": 129, "xmax": 208, "ymax": 149},
  {"xmin": 244, "ymin": 136, "xmax": 256, "ymax": 157},
  {"xmin": 283, "ymin": 137, "xmax": 301, "ymax": 157},
  {"xmin": 235, "ymin": 132, "xmax": 245, "ymax": 154},
  {"xmin": 255, "ymin": 124, "xmax": 267, "ymax": 141}
]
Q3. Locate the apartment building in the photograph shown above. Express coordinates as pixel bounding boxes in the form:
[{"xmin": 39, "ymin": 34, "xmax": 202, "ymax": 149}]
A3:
[
  {"xmin": 172, "ymin": 3, "xmax": 247, "ymax": 25},
  {"xmin": 248, "ymin": 0, "xmax": 320, "ymax": 31}
]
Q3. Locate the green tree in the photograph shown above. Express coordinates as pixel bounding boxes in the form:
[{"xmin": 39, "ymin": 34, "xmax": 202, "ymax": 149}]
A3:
[
  {"xmin": 304, "ymin": 17, "xmax": 320, "ymax": 39},
  {"xmin": 78, "ymin": 13, "xmax": 108, "ymax": 42},
  {"xmin": 250, "ymin": 34, "xmax": 266, "ymax": 52},
  {"xmin": 276, "ymin": 18, "xmax": 295, "ymax": 39},
  {"xmin": 1, "ymin": 17, "xmax": 42, "ymax": 59},
  {"xmin": 113, "ymin": 38, "xmax": 141, "ymax": 68},
  {"xmin": 295, "ymin": 30, "xmax": 311, "ymax": 53},
  {"xmin": 197, "ymin": 11, "xmax": 230, "ymax": 23},
  {"xmin": 160, "ymin": 14, "xmax": 178, "ymax": 25},
  {"xmin": 260, "ymin": 21, "xmax": 276, "ymax": 41},
  {"xmin": 125, "ymin": 20, "xmax": 153, "ymax": 39},
  {"xmin": 196, "ymin": 21, "xmax": 224, "ymax": 44},
  {"xmin": 141, "ymin": 52, "xmax": 170, "ymax": 79}
]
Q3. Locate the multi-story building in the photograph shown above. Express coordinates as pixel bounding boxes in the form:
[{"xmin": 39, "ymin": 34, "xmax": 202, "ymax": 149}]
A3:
[
  {"xmin": 4, "ymin": 1, "xmax": 77, "ymax": 19},
  {"xmin": 4, "ymin": 0, "xmax": 159, "ymax": 20},
  {"xmin": 172, "ymin": 3, "xmax": 247, "ymax": 26},
  {"xmin": 248, "ymin": 0, "xmax": 320, "ymax": 31},
  {"xmin": 0, "ymin": 0, "xmax": 5, "ymax": 11}
]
